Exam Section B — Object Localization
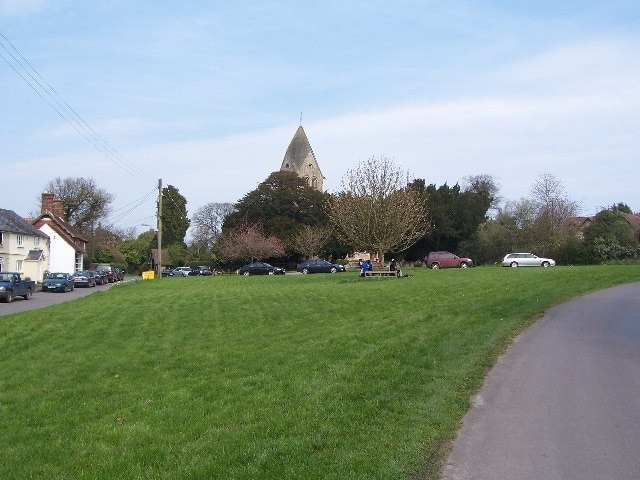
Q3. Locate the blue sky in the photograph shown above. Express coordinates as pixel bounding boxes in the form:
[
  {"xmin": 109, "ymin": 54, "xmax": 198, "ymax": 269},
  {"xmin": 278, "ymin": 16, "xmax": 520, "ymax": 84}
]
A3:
[{"xmin": 2, "ymin": 1, "xmax": 639, "ymax": 232}]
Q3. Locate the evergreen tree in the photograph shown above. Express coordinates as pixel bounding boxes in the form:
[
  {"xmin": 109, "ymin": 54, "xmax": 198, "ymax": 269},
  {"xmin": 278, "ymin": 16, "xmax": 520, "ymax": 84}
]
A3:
[{"xmin": 161, "ymin": 185, "xmax": 190, "ymax": 246}]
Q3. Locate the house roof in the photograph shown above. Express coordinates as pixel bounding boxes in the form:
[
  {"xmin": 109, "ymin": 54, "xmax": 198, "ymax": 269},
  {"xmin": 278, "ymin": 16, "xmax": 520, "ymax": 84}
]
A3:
[
  {"xmin": 0, "ymin": 208, "xmax": 49, "ymax": 238},
  {"xmin": 623, "ymin": 213, "xmax": 640, "ymax": 232},
  {"xmin": 150, "ymin": 249, "xmax": 172, "ymax": 266},
  {"xmin": 25, "ymin": 249, "xmax": 46, "ymax": 261},
  {"xmin": 32, "ymin": 211, "xmax": 88, "ymax": 253}
]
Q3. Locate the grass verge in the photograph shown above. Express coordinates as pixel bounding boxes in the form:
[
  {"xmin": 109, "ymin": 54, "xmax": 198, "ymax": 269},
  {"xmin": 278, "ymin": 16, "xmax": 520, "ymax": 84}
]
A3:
[{"xmin": 1, "ymin": 265, "xmax": 639, "ymax": 479}]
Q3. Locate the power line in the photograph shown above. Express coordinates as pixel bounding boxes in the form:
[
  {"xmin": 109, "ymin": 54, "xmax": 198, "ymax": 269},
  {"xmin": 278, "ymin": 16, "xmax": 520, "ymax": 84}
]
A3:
[{"xmin": 0, "ymin": 31, "xmax": 148, "ymax": 181}]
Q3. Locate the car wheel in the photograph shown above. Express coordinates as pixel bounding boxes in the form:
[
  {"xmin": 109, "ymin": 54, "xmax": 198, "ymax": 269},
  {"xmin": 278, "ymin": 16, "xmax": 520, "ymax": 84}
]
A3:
[
  {"xmin": 431, "ymin": 263, "xmax": 440, "ymax": 270},
  {"xmin": 23, "ymin": 289, "xmax": 32, "ymax": 300},
  {"xmin": 510, "ymin": 262, "xmax": 518, "ymax": 267},
  {"xmin": 243, "ymin": 271, "xmax": 250, "ymax": 276},
  {"xmin": 302, "ymin": 268, "xmax": 309, "ymax": 274},
  {"xmin": 268, "ymin": 271, "xmax": 274, "ymax": 275},
  {"xmin": 459, "ymin": 262, "xmax": 468, "ymax": 268},
  {"xmin": 6, "ymin": 291, "xmax": 14, "ymax": 303},
  {"xmin": 330, "ymin": 267, "xmax": 337, "ymax": 273},
  {"xmin": 541, "ymin": 261, "xmax": 550, "ymax": 267}
]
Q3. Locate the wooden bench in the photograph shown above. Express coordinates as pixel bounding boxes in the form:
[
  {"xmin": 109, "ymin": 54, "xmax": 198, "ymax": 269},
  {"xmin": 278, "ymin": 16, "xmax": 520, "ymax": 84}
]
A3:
[{"xmin": 364, "ymin": 270, "xmax": 398, "ymax": 277}]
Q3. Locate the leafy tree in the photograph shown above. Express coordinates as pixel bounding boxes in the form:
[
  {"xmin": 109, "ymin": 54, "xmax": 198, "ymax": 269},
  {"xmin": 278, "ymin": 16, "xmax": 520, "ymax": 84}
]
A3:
[
  {"xmin": 583, "ymin": 207, "xmax": 637, "ymax": 263},
  {"xmin": 161, "ymin": 185, "xmax": 190, "ymax": 246},
  {"xmin": 216, "ymin": 219, "xmax": 285, "ymax": 262},
  {"xmin": 404, "ymin": 176, "xmax": 498, "ymax": 259},
  {"xmin": 328, "ymin": 156, "xmax": 428, "ymax": 265},
  {"xmin": 224, "ymin": 171, "xmax": 330, "ymax": 249},
  {"xmin": 41, "ymin": 177, "xmax": 113, "ymax": 233},
  {"xmin": 118, "ymin": 230, "xmax": 155, "ymax": 273}
]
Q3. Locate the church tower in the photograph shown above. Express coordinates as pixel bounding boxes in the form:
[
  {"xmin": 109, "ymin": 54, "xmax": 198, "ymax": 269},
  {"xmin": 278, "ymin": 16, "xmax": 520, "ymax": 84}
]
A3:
[{"xmin": 280, "ymin": 125, "xmax": 324, "ymax": 191}]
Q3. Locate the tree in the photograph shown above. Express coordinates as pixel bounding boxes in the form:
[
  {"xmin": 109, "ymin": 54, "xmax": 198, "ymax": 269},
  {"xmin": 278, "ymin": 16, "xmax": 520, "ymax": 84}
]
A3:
[
  {"xmin": 327, "ymin": 156, "xmax": 428, "ymax": 265},
  {"xmin": 583, "ymin": 207, "xmax": 637, "ymax": 263},
  {"xmin": 118, "ymin": 229, "xmax": 156, "ymax": 273},
  {"xmin": 403, "ymin": 176, "xmax": 498, "ymax": 260},
  {"xmin": 41, "ymin": 177, "xmax": 113, "ymax": 233},
  {"xmin": 292, "ymin": 225, "xmax": 333, "ymax": 259},
  {"xmin": 223, "ymin": 171, "xmax": 330, "ymax": 249},
  {"xmin": 216, "ymin": 219, "xmax": 285, "ymax": 263},
  {"xmin": 529, "ymin": 173, "xmax": 580, "ymax": 255},
  {"xmin": 161, "ymin": 185, "xmax": 190, "ymax": 246},
  {"xmin": 190, "ymin": 202, "xmax": 235, "ymax": 252}
]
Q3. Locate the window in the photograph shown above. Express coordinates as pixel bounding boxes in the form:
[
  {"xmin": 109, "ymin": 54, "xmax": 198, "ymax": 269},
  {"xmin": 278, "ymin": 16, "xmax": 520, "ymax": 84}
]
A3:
[
  {"xmin": 0, "ymin": 232, "xmax": 3, "ymax": 246},
  {"xmin": 0, "ymin": 257, "xmax": 3, "ymax": 271},
  {"xmin": 17, "ymin": 234, "xmax": 24, "ymax": 247},
  {"xmin": 16, "ymin": 260, "xmax": 23, "ymax": 272},
  {"xmin": 34, "ymin": 236, "xmax": 40, "ymax": 247}
]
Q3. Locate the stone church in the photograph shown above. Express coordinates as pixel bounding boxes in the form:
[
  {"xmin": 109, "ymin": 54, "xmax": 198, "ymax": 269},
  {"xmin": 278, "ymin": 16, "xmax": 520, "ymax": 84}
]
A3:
[{"xmin": 280, "ymin": 125, "xmax": 324, "ymax": 191}]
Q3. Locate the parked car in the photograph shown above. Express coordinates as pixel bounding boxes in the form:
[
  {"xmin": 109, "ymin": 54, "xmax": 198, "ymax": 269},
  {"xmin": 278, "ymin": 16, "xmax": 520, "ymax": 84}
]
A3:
[
  {"xmin": 95, "ymin": 263, "xmax": 116, "ymax": 283},
  {"xmin": 113, "ymin": 267, "xmax": 125, "ymax": 281},
  {"xmin": 173, "ymin": 267, "xmax": 192, "ymax": 277},
  {"xmin": 42, "ymin": 272, "xmax": 75, "ymax": 292},
  {"xmin": 238, "ymin": 262, "xmax": 285, "ymax": 276},
  {"xmin": 501, "ymin": 253, "xmax": 556, "ymax": 267},
  {"xmin": 297, "ymin": 259, "xmax": 346, "ymax": 274},
  {"xmin": 161, "ymin": 268, "xmax": 175, "ymax": 277},
  {"xmin": 425, "ymin": 251, "xmax": 473, "ymax": 269},
  {"xmin": 93, "ymin": 270, "xmax": 107, "ymax": 285},
  {"xmin": 0, "ymin": 272, "xmax": 36, "ymax": 302},
  {"xmin": 72, "ymin": 270, "xmax": 97, "ymax": 288},
  {"xmin": 189, "ymin": 266, "xmax": 213, "ymax": 276}
]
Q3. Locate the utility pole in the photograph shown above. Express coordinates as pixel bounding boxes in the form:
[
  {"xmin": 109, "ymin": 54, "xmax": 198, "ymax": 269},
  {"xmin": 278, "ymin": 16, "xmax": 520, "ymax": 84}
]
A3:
[{"xmin": 157, "ymin": 179, "xmax": 163, "ymax": 279}]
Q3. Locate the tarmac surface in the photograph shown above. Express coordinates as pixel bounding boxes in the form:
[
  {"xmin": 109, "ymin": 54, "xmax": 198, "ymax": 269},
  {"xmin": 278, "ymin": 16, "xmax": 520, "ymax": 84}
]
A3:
[{"xmin": 442, "ymin": 282, "xmax": 640, "ymax": 480}]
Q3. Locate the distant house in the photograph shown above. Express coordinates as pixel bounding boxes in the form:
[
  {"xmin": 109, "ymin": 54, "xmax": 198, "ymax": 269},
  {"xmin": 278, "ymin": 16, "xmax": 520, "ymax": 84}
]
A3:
[
  {"xmin": 32, "ymin": 193, "xmax": 88, "ymax": 273},
  {"xmin": 149, "ymin": 248, "xmax": 172, "ymax": 271},
  {"xmin": 0, "ymin": 207, "xmax": 49, "ymax": 281}
]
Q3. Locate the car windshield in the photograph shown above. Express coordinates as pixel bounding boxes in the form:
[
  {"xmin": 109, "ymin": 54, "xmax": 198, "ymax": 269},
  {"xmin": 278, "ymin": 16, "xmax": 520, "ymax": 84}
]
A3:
[
  {"xmin": 0, "ymin": 273, "xmax": 14, "ymax": 282},
  {"xmin": 48, "ymin": 273, "xmax": 66, "ymax": 279}
]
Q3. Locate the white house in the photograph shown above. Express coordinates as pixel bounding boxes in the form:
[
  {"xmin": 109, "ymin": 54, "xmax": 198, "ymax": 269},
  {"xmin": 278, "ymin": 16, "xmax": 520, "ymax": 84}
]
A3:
[
  {"xmin": 32, "ymin": 193, "xmax": 87, "ymax": 273},
  {"xmin": 0, "ymin": 207, "xmax": 50, "ymax": 281}
]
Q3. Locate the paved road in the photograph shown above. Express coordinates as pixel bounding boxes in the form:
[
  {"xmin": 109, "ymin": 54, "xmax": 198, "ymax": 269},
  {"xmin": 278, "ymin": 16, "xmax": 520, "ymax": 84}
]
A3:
[
  {"xmin": 442, "ymin": 282, "xmax": 640, "ymax": 480},
  {"xmin": 0, "ymin": 281, "xmax": 119, "ymax": 316}
]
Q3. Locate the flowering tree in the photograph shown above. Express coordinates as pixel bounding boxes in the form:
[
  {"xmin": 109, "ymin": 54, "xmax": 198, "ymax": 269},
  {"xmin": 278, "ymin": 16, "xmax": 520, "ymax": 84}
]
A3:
[{"xmin": 215, "ymin": 219, "xmax": 285, "ymax": 262}]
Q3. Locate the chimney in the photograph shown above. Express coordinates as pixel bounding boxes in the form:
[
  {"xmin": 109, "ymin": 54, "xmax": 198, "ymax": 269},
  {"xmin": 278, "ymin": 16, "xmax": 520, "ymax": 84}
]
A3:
[{"xmin": 41, "ymin": 192, "xmax": 66, "ymax": 219}]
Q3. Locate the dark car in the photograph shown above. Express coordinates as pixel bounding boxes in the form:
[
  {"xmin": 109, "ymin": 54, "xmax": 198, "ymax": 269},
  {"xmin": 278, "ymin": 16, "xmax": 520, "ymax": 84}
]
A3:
[
  {"xmin": 72, "ymin": 270, "xmax": 97, "ymax": 288},
  {"xmin": 297, "ymin": 259, "xmax": 346, "ymax": 274},
  {"xmin": 189, "ymin": 266, "xmax": 213, "ymax": 276},
  {"xmin": 424, "ymin": 251, "xmax": 473, "ymax": 269},
  {"xmin": 95, "ymin": 263, "xmax": 116, "ymax": 283},
  {"xmin": 161, "ymin": 268, "xmax": 175, "ymax": 277},
  {"xmin": 93, "ymin": 270, "xmax": 107, "ymax": 285},
  {"xmin": 42, "ymin": 272, "xmax": 75, "ymax": 292},
  {"xmin": 238, "ymin": 262, "xmax": 285, "ymax": 276}
]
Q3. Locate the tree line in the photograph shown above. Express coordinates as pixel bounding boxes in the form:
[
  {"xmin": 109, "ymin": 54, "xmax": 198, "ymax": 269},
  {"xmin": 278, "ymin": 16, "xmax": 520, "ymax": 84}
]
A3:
[{"xmin": 38, "ymin": 158, "xmax": 639, "ymax": 273}]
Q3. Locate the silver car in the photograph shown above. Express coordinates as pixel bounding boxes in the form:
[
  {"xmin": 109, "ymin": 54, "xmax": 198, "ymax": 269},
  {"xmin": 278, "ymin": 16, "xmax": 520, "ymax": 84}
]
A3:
[{"xmin": 501, "ymin": 253, "xmax": 556, "ymax": 267}]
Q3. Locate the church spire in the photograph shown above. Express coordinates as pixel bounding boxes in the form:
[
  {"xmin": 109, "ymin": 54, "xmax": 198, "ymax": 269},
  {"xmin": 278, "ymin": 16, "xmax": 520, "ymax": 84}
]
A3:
[{"xmin": 280, "ymin": 125, "xmax": 324, "ymax": 191}]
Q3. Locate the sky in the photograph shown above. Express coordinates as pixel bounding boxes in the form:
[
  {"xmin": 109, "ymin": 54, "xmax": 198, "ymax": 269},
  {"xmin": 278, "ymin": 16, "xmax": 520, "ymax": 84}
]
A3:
[{"xmin": 2, "ymin": 0, "xmax": 639, "ymax": 234}]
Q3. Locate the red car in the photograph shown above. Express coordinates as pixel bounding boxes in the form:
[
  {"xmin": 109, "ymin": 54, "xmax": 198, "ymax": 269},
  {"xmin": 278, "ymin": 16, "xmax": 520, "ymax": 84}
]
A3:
[{"xmin": 425, "ymin": 251, "xmax": 473, "ymax": 269}]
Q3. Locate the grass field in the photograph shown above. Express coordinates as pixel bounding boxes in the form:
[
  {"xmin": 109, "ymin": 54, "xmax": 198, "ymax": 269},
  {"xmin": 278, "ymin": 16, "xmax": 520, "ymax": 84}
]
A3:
[{"xmin": 1, "ymin": 265, "xmax": 639, "ymax": 479}]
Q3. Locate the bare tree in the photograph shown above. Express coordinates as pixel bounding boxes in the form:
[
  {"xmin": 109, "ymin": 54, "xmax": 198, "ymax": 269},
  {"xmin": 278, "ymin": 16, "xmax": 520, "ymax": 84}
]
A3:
[
  {"xmin": 216, "ymin": 219, "xmax": 285, "ymax": 262},
  {"xmin": 530, "ymin": 173, "xmax": 580, "ymax": 253},
  {"xmin": 328, "ymin": 156, "xmax": 429, "ymax": 265},
  {"xmin": 190, "ymin": 202, "xmax": 235, "ymax": 249},
  {"xmin": 41, "ymin": 177, "xmax": 113, "ymax": 233},
  {"xmin": 292, "ymin": 225, "xmax": 333, "ymax": 259}
]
